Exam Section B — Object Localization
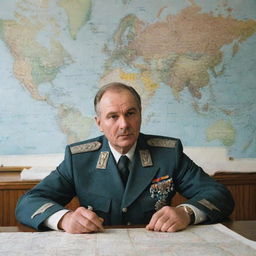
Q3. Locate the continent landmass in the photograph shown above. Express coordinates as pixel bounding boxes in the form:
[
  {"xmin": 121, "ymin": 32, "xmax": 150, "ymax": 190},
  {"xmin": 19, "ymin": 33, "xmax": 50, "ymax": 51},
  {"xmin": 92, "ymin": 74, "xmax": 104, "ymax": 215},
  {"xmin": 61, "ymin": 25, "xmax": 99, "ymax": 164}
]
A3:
[
  {"xmin": 58, "ymin": 0, "xmax": 92, "ymax": 40},
  {"xmin": 206, "ymin": 120, "xmax": 236, "ymax": 146},
  {"xmin": 57, "ymin": 104, "xmax": 94, "ymax": 144},
  {"xmin": 0, "ymin": 1, "xmax": 92, "ymax": 144},
  {"xmin": 0, "ymin": 14, "xmax": 72, "ymax": 101},
  {"xmin": 103, "ymin": 0, "xmax": 256, "ymax": 102}
]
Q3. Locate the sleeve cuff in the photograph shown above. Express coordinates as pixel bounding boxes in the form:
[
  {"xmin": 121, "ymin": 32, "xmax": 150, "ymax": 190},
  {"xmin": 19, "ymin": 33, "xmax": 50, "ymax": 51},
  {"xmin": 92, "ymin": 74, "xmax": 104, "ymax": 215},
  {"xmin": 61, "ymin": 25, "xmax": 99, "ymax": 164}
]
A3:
[{"xmin": 44, "ymin": 209, "xmax": 70, "ymax": 231}]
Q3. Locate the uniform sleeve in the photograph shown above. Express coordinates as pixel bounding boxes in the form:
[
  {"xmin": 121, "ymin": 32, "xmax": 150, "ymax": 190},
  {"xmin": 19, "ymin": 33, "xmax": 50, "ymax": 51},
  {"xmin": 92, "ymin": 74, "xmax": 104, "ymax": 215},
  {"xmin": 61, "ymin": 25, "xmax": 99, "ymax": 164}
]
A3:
[
  {"xmin": 15, "ymin": 146, "xmax": 76, "ymax": 230},
  {"xmin": 173, "ymin": 140, "xmax": 235, "ymax": 223}
]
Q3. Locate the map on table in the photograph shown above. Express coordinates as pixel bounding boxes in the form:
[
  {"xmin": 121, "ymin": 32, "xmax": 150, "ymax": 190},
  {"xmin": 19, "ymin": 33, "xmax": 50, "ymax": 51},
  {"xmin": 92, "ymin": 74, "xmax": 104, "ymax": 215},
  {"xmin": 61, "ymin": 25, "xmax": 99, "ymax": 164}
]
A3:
[{"xmin": 0, "ymin": 224, "xmax": 256, "ymax": 255}]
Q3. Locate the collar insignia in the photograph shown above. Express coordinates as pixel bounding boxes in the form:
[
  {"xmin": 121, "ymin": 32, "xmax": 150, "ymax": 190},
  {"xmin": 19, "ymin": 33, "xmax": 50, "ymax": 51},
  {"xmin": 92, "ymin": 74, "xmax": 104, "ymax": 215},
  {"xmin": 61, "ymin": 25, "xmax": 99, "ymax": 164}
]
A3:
[
  {"xmin": 96, "ymin": 151, "xmax": 109, "ymax": 169},
  {"xmin": 139, "ymin": 149, "xmax": 153, "ymax": 167}
]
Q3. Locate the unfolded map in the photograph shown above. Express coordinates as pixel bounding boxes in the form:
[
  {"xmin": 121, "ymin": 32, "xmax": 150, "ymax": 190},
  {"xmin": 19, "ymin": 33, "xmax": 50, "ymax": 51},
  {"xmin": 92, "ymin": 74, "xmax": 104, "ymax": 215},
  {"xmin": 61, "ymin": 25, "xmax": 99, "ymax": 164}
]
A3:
[{"xmin": 0, "ymin": 224, "xmax": 255, "ymax": 256}]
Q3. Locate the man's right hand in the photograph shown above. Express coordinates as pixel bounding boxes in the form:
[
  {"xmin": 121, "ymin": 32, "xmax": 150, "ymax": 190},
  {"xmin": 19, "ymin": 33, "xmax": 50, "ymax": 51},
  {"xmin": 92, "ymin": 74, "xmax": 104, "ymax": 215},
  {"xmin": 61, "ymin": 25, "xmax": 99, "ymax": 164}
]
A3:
[{"xmin": 58, "ymin": 207, "xmax": 104, "ymax": 234}]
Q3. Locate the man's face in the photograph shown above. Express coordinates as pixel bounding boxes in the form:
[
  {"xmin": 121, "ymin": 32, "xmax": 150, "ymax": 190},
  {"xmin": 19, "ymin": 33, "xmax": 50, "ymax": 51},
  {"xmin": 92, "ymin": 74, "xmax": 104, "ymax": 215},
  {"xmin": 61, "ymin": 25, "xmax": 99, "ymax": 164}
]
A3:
[{"xmin": 95, "ymin": 89, "xmax": 141, "ymax": 154}]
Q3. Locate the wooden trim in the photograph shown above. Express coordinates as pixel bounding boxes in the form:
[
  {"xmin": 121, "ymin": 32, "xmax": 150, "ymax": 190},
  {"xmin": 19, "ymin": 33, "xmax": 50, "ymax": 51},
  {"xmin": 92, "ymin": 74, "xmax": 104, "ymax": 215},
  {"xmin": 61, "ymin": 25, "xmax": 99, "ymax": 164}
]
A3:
[
  {"xmin": 213, "ymin": 172, "xmax": 256, "ymax": 185},
  {"xmin": 0, "ymin": 183, "xmax": 38, "ymax": 190},
  {"xmin": 0, "ymin": 166, "xmax": 31, "ymax": 172}
]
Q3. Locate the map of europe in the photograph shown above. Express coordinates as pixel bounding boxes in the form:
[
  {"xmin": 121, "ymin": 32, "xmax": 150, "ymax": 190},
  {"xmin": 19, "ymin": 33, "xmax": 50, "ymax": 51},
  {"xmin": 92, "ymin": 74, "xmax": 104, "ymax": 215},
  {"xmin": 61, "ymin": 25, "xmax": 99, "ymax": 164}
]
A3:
[{"xmin": 0, "ymin": 0, "xmax": 256, "ymax": 158}]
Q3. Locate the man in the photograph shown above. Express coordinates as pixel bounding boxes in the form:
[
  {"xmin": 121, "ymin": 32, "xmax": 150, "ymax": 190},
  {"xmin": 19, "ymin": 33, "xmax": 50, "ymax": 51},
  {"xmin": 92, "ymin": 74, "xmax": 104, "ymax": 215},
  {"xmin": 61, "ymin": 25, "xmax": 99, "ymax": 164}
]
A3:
[{"xmin": 16, "ymin": 82, "xmax": 234, "ymax": 233}]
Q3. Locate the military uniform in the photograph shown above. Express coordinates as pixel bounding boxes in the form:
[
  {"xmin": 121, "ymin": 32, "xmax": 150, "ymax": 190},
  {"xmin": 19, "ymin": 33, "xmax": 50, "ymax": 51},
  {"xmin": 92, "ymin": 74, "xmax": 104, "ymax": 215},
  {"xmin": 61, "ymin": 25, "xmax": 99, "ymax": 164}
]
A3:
[{"xmin": 15, "ymin": 133, "xmax": 234, "ymax": 230}]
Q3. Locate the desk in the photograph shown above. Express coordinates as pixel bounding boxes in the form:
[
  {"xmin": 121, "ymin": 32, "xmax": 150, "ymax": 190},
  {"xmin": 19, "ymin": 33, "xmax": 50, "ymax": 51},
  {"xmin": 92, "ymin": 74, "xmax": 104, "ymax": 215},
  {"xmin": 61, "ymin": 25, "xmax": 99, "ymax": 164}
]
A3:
[
  {"xmin": 222, "ymin": 221, "xmax": 256, "ymax": 242},
  {"xmin": 0, "ymin": 222, "xmax": 255, "ymax": 255},
  {"xmin": 0, "ymin": 221, "xmax": 256, "ymax": 241}
]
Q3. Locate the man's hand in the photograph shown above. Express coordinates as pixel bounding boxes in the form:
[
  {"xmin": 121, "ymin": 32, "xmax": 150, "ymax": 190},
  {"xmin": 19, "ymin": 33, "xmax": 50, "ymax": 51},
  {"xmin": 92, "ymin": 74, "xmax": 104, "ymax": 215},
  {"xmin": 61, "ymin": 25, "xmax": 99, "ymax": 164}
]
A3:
[
  {"xmin": 146, "ymin": 206, "xmax": 191, "ymax": 232},
  {"xmin": 58, "ymin": 207, "xmax": 104, "ymax": 234}
]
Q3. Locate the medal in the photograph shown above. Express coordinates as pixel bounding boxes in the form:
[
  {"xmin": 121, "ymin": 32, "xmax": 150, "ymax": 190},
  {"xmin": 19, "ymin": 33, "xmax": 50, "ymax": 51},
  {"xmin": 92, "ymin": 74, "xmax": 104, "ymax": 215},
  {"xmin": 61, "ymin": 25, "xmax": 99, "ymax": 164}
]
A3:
[{"xmin": 150, "ymin": 177, "xmax": 174, "ymax": 211}]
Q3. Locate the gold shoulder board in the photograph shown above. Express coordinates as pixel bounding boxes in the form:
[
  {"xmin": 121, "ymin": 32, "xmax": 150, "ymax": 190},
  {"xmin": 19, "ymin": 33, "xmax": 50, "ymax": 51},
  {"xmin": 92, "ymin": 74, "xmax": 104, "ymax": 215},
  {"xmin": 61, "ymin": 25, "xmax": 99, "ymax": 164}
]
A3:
[
  {"xmin": 147, "ymin": 138, "xmax": 176, "ymax": 148},
  {"xmin": 70, "ymin": 141, "xmax": 101, "ymax": 154}
]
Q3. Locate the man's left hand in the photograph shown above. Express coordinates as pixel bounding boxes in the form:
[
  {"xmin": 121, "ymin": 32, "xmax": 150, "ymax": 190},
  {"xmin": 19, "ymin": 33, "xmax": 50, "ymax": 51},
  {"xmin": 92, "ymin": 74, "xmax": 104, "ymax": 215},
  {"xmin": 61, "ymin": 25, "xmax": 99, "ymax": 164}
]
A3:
[{"xmin": 146, "ymin": 206, "xmax": 191, "ymax": 232}]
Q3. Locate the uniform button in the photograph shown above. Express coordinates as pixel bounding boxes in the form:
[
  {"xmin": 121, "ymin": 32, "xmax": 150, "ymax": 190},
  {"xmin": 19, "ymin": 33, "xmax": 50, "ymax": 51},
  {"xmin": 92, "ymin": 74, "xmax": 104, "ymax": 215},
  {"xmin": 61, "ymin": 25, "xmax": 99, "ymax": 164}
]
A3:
[
  {"xmin": 127, "ymin": 222, "xmax": 131, "ymax": 225},
  {"xmin": 87, "ymin": 205, "xmax": 93, "ymax": 211},
  {"xmin": 122, "ymin": 207, "xmax": 128, "ymax": 213}
]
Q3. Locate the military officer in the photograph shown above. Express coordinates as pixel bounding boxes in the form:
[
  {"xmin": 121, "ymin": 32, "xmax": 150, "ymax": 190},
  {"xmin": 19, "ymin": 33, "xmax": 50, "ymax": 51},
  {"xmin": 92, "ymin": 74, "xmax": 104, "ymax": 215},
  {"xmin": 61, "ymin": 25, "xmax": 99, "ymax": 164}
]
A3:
[{"xmin": 15, "ymin": 82, "xmax": 234, "ymax": 234}]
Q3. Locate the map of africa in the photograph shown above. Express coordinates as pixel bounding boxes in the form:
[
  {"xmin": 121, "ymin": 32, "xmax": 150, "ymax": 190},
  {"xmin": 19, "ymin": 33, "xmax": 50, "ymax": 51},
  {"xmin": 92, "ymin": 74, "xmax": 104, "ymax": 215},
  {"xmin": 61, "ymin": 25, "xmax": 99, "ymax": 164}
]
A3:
[{"xmin": 0, "ymin": 0, "xmax": 256, "ymax": 158}]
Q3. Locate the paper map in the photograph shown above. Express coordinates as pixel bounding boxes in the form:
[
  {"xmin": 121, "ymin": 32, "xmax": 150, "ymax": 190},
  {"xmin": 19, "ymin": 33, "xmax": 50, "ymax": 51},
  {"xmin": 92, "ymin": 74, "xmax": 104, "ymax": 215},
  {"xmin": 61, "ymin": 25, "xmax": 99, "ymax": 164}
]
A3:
[{"xmin": 0, "ymin": 224, "xmax": 255, "ymax": 255}]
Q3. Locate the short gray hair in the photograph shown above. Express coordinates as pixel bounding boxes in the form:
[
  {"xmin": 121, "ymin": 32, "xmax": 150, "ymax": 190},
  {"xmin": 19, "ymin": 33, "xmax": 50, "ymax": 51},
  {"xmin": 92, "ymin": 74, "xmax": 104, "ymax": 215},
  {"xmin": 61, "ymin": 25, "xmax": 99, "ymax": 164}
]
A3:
[{"xmin": 94, "ymin": 82, "xmax": 142, "ymax": 116}]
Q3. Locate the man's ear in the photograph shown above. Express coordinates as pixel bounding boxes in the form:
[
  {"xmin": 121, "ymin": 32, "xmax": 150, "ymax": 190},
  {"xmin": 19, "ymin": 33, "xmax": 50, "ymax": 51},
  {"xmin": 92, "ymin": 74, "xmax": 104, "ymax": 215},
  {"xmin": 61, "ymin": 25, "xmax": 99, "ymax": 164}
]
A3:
[{"xmin": 95, "ymin": 116, "xmax": 103, "ymax": 132}]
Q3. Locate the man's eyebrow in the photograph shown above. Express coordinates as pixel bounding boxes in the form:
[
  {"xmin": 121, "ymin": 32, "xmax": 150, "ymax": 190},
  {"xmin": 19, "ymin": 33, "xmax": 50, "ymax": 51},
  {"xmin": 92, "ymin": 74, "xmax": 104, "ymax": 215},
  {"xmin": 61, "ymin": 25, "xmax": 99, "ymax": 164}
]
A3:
[
  {"xmin": 127, "ymin": 107, "xmax": 138, "ymax": 112},
  {"xmin": 105, "ymin": 107, "xmax": 138, "ymax": 117},
  {"xmin": 106, "ymin": 111, "xmax": 118, "ymax": 117}
]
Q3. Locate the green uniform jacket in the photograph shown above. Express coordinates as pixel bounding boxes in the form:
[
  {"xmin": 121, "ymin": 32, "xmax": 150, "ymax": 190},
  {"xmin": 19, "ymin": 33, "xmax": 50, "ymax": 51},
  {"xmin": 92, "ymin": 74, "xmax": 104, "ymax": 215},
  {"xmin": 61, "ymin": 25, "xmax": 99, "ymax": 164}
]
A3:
[{"xmin": 15, "ymin": 133, "xmax": 234, "ymax": 230}]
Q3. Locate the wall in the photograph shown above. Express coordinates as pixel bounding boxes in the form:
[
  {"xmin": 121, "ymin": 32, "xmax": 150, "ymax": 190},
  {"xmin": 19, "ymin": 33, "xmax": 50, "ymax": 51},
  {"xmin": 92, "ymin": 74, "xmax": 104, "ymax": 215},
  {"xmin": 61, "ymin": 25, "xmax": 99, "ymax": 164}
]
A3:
[{"xmin": 0, "ymin": 0, "xmax": 256, "ymax": 173}]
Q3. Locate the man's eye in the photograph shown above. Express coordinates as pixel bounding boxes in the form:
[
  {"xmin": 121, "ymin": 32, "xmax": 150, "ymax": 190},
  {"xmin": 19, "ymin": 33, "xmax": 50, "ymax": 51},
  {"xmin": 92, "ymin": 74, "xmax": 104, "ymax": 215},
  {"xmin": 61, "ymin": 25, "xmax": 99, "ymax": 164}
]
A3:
[
  {"xmin": 127, "ymin": 111, "xmax": 135, "ymax": 116},
  {"xmin": 109, "ymin": 115, "xmax": 118, "ymax": 119}
]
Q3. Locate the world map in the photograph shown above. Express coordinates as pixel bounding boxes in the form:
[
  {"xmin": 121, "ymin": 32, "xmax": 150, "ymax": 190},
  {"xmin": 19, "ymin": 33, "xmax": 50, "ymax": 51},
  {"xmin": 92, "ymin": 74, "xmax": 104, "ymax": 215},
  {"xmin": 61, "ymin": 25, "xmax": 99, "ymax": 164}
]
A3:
[{"xmin": 0, "ymin": 0, "xmax": 256, "ymax": 158}]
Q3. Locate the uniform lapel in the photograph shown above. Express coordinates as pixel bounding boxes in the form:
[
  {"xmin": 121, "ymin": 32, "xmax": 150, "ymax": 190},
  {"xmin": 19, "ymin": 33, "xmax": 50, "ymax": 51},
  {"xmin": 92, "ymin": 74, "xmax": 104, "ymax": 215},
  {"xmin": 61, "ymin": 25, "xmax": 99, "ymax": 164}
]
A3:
[{"xmin": 121, "ymin": 135, "xmax": 158, "ymax": 208}]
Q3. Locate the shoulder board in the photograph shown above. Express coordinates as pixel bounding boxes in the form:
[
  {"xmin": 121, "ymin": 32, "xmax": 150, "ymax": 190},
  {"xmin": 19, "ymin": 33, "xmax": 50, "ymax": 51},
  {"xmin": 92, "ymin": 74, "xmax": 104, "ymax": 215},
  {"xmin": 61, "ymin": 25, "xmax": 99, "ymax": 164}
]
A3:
[
  {"xmin": 147, "ymin": 138, "xmax": 176, "ymax": 148},
  {"xmin": 70, "ymin": 141, "xmax": 101, "ymax": 154}
]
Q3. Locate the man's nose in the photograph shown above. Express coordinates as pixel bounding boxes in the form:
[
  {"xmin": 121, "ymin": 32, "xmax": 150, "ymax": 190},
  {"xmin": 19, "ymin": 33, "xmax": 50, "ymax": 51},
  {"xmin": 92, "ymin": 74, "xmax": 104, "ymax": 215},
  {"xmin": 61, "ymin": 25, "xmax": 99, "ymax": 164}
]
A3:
[{"xmin": 119, "ymin": 115, "xmax": 129, "ymax": 128}]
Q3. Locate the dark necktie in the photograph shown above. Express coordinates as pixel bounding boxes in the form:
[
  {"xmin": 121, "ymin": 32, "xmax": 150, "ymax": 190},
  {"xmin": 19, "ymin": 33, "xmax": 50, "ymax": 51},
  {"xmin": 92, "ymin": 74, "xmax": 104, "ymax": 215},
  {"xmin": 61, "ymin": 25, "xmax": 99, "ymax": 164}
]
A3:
[{"xmin": 118, "ymin": 155, "xmax": 130, "ymax": 185}]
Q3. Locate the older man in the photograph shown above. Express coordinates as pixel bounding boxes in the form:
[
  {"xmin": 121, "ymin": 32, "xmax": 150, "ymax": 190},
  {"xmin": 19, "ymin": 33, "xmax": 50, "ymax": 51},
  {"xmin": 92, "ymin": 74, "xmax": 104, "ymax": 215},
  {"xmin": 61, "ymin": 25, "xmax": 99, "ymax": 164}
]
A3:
[{"xmin": 16, "ymin": 82, "xmax": 234, "ymax": 233}]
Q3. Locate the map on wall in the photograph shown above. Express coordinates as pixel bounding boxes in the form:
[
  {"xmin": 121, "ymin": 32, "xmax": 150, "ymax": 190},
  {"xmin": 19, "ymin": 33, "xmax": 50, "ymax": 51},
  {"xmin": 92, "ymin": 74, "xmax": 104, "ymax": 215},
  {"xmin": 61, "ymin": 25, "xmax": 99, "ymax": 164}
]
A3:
[{"xmin": 0, "ymin": 0, "xmax": 256, "ymax": 158}]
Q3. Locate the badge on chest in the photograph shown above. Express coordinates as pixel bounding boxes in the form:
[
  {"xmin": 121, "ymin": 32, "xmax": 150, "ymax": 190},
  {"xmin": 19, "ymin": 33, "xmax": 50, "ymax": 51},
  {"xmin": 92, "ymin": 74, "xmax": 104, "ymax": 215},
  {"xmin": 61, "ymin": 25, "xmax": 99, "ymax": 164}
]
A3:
[{"xmin": 150, "ymin": 175, "xmax": 174, "ymax": 211}]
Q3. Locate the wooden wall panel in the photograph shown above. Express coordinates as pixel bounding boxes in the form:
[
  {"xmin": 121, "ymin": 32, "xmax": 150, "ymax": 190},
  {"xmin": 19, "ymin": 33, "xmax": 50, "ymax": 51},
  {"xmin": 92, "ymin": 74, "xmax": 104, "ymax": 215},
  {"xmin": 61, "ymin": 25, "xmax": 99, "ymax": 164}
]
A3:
[
  {"xmin": 0, "ymin": 189, "xmax": 27, "ymax": 226},
  {"xmin": 0, "ymin": 172, "xmax": 255, "ymax": 226},
  {"xmin": 227, "ymin": 184, "xmax": 256, "ymax": 220}
]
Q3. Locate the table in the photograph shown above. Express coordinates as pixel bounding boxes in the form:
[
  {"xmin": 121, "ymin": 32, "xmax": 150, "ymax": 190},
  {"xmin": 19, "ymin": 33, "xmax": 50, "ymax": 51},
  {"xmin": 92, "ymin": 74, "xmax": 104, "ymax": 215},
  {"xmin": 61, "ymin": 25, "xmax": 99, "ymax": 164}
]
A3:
[
  {"xmin": 0, "ymin": 222, "xmax": 255, "ymax": 256},
  {"xmin": 0, "ymin": 221, "xmax": 255, "ymax": 241},
  {"xmin": 222, "ymin": 220, "xmax": 256, "ymax": 241}
]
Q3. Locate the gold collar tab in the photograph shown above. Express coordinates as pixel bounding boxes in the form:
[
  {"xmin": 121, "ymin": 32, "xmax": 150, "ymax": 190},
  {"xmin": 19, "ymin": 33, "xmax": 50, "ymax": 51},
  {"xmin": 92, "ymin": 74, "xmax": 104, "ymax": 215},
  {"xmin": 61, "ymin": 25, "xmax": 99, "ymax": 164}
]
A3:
[
  {"xmin": 96, "ymin": 151, "xmax": 110, "ymax": 169},
  {"xmin": 139, "ymin": 149, "xmax": 153, "ymax": 167}
]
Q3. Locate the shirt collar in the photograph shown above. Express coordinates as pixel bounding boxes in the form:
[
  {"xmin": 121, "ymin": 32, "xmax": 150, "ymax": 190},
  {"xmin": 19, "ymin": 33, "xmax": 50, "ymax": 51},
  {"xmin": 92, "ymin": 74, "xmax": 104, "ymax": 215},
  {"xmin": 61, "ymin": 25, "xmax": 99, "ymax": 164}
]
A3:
[{"xmin": 108, "ymin": 141, "xmax": 137, "ymax": 163}]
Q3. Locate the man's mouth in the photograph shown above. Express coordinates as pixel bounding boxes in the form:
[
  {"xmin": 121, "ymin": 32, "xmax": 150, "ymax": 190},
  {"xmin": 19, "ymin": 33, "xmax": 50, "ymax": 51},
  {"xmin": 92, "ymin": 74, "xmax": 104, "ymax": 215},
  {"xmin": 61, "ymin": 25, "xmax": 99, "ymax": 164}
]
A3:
[{"xmin": 118, "ymin": 134, "xmax": 132, "ymax": 138}]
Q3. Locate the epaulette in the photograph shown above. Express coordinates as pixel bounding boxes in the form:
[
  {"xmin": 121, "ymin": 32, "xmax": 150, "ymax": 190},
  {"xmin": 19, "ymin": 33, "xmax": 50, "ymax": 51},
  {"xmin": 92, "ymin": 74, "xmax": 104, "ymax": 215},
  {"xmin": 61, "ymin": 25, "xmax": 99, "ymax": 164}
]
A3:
[
  {"xmin": 70, "ymin": 141, "xmax": 101, "ymax": 154},
  {"xmin": 147, "ymin": 137, "xmax": 176, "ymax": 148}
]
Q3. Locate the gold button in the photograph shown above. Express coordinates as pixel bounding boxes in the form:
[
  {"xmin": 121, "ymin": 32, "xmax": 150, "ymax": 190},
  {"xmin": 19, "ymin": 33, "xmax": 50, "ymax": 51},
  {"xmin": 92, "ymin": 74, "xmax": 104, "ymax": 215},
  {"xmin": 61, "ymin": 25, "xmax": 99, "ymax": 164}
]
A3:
[
  {"xmin": 127, "ymin": 222, "xmax": 131, "ymax": 225},
  {"xmin": 122, "ymin": 207, "xmax": 128, "ymax": 213}
]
